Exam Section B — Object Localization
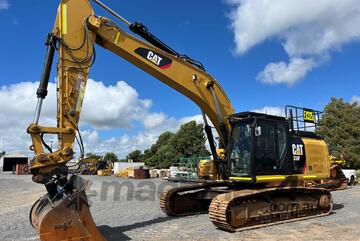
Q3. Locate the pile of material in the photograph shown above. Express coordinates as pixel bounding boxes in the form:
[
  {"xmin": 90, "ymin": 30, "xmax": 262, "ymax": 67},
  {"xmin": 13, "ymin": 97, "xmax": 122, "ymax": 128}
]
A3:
[
  {"xmin": 129, "ymin": 166, "xmax": 150, "ymax": 179},
  {"xmin": 148, "ymin": 169, "xmax": 171, "ymax": 178},
  {"xmin": 149, "ymin": 169, "xmax": 158, "ymax": 178},
  {"xmin": 15, "ymin": 164, "xmax": 29, "ymax": 175},
  {"xmin": 115, "ymin": 168, "xmax": 131, "ymax": 177},
  {"xmin": 115, "ymin": 166, "xmax": 150, "ymax": 179}
]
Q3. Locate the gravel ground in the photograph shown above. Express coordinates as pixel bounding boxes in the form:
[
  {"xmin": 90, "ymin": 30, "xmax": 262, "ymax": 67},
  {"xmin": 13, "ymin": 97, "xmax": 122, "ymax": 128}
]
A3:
[{"xmin": 0, "ymin": 173, "xmax": 359, "ymax": 241}]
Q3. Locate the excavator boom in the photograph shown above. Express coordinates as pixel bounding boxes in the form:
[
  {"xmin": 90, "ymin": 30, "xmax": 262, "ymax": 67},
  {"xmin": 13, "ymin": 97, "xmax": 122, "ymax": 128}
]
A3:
[
  {"xmin": 28, "ymin": 0, "xmax": 233, "ymax": 240},
  {"xmin": 28, "ymin": 1, "xmax": 336, "ymax": 240},
  {"xmin": 29, "ymin": 0, "xmax": 234, "ymax": 181}
]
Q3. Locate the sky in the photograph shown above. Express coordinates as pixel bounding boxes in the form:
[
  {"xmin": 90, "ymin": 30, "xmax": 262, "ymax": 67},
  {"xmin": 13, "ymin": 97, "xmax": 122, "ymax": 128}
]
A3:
[{"xmin": 0, "ymin": 0, "xmax": 359, "ymax": 158}]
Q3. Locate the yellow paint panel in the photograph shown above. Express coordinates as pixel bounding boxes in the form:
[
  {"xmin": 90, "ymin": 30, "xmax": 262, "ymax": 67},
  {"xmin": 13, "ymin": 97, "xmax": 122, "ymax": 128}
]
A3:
[
  {"xmin": 302, "ymin": 138, "xmax": 330, "ymax": 178},
  {"xmin": 61, "ymin": 3, "xmax": 67, "ymax": 35},
  {"xmin": 256, "ymin": 175, "xmax": 286, "ymax": 181},
  {"xmin": 230, "ymin": 174, "xmax": 325, "ymax": 183},
  {"xmin": 302, "ymin": 175, "xmax": 317, "ymax": 179},
  {"xmin": 229, "ymin": 177, "xmax": 252, "ymax": 181},
  {"xmin": 115, "ymin": 32, "xmax": 121, "ymax": 44}
]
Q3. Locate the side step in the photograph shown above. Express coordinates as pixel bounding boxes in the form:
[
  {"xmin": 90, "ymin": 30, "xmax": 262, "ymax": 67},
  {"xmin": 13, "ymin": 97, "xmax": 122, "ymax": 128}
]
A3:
[{"xmin": 209, "ymin": 187, "xmax": 332, "ymax": 232}]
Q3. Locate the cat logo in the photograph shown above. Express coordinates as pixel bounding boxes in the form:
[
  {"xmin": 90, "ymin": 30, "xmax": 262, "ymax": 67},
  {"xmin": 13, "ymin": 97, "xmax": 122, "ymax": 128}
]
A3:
[
  {"xmin": 292, "ymin": 144, "xmax": 304, "ymax": 156},
  {"xmin": 135, "ymin": 47, "xmax": 172, "ymax": 69},
  {"xmin": 147, "ymin": 51, "xmax": 162, "ymax": 66}
]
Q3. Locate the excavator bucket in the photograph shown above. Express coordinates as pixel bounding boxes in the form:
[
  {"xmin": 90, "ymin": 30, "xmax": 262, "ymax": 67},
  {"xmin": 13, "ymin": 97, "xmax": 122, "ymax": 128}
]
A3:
[{"xmin": 30, "ymin": 175, "xmax": 106, "ymax": 241}]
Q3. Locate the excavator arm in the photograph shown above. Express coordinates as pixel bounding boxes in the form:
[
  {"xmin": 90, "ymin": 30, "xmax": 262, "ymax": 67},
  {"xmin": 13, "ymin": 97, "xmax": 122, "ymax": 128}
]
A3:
[
  {"xmin": 28, "ymin": 0, "xmax": 234, "ymax": 179},
  {"xmin": 28, "ymin": 1, "xmax": 233, "ymax": 240}
]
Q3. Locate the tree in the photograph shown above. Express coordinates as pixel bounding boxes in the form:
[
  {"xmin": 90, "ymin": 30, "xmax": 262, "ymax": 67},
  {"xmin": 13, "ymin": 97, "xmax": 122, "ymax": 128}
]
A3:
[
  {"xmin": 143, "ymin": 131, "xmax": 177, "ymax": 167},
  {"xmin": 103, "ymin": 152, "xmax": 118, "ymax": 164},
  {"xmin": 155, "ymin": 144, "xmax": 179, "ymax": 168},
  {"xmin": 126, "ymin": 150, "xmax": 143, "ymax": 162},
  {"xmin": 318, "ymin": 97, "xmax": 360, "ymax": 168},
  {"xmin": 173, "ymin": 121, "xmax": 210, "ymax": 158},
  {"xmin": 85, "ymin": 153, "xmax": 102, "ymax": 160},
  {"xmin": 0, "ymin": 151, "xmax": 5, "ymax": 158},
  {"xmin": 142, "ymin": 121, "xmax": 210, "ymax": 168}
]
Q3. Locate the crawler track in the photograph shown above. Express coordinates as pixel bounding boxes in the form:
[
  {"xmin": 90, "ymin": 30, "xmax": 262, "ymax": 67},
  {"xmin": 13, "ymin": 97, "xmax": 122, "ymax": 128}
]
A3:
[
  {"xmin": 208, "ymin": 187, "xmax": 333, "ymax": 232},
  {"xmin": 160, "ymin": 183, "xmax": 215, "ymax": 216}
]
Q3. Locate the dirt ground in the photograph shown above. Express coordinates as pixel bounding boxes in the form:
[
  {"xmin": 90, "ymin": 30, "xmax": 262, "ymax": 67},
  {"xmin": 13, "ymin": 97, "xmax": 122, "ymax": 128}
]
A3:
[{"xmin": 0, "ymin": 173, "xmax": 359, "ymax": 241}]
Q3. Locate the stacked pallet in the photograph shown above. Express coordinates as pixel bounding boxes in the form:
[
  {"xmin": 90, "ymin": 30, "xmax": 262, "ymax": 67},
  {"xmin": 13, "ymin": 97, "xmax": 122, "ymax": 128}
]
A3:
[
  {"xmin": 132, "ymin": 167, "xmax": 150, "ymax": 179},
  {"xmin": 15, "ymin": 164, "xmax": 29, "ymax": 175}
]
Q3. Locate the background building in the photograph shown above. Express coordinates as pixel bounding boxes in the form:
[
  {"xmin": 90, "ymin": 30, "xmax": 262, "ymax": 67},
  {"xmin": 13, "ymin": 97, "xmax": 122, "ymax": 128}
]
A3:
[{"xmin": 0, "ymin": 153, "xmax": 29, "ymax": 172}]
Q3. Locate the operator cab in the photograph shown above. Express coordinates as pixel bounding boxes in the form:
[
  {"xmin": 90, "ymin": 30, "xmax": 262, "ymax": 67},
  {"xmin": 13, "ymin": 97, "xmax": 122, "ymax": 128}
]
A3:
[
  {"xmin": 227, "ymin": 112, "xmax": 291, "ymax": 179},
  {"xmin": 227, "ymin": 107, "xmax": 323, "ymax": 181}
]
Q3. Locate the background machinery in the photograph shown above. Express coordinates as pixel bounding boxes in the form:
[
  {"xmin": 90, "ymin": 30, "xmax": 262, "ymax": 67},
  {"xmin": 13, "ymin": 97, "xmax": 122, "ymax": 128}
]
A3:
[
  {"xmin": 28, "ymin": 0, "xmax": 337, "ymax": 240},
  {"xmin": 79, "ymin": 158, "xmax": 112, "ymax": 176},
  {"xmin": 79, "ymin": 158, "xmax": 98, "ymax": 175},
  {"xmin": 329, "ymin": 155, "xmax": 357, "ymax": 186}
]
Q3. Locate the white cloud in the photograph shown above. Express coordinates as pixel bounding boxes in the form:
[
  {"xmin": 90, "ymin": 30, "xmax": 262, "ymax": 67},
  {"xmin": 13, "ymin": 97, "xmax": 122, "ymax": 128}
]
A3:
[
  {"xmin": 0, "ymin": 80, "xmax": 205, "ymax": 158},
  {"xmin": 0, "ymin": 0, "xmax": 9, "ymax": 10},
  {"xmin": 179, "ymin": 114, "xmax": 204, "ymax": 124},
  {"xmin": 251, "ymin": 106, "xmax": 285, "ymax": 117},
  {"xmin": 142, "ymin": 112, "xmax": 167, "ymax": 129},
  {"xmin": 76, "ymin": 113, "xmax": 204, "ymax": 158},
  {"xmin": 351, "ymin": 95, "xmax": 360, "ymax": 104},
  {"xmin": 0, "ymin": 82, "xmax": 55, "ymax": 155},
  {"xmin": 227, "ymin": 0, "xmax": 360, "ymax": 85},
  {"xmin": 257, "ymin": 58, "xmax": 315, "ymax": 85},
  {"xmin": 81, "ymin": 79, "xmax": 154, "ymax": 129},
  {"xmin": 0, "ymin": 79, "xmax": 156, "ymax": 130}
]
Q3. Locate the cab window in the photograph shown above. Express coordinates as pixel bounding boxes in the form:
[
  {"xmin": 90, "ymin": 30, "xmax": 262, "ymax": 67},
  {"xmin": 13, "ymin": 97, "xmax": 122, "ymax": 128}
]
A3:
[
  {"xmin": 229, "ymin": 123, "xmax": 252, "ymax": 176},
  {"xmin": 255, "ymin": 121, "xmax": 288, "ymax": 175}
]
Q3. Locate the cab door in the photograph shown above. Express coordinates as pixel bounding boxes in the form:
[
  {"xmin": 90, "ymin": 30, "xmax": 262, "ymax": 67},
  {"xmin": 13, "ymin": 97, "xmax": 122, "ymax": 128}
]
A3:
[{"xmin": 253, "ymin": 119, "xmax": 292, "ymax": 175}]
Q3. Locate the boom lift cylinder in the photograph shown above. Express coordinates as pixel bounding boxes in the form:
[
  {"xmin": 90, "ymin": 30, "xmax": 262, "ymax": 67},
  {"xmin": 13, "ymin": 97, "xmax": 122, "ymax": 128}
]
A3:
[{"xmin": 33, "ymin": 34, "xmax": 57, "ymax": 124}]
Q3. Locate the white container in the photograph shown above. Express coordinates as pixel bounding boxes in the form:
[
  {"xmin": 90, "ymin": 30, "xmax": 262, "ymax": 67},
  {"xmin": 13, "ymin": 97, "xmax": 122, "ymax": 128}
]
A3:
[
  {"xmin": 169, "ymin": 166, "xmax": 179, "ymax": 177},
  {"xmin": 150, "ymin": 169, "xmax": 158, "ymax": 178},
  {"xmin": 157, "ymin": 169, "xmax": 167, "ymax": 178}
]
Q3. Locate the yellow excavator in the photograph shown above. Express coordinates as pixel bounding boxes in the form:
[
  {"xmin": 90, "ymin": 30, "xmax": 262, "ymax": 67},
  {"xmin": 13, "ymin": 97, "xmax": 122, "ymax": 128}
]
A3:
[
  {"xmin": 28, "ymin": 0, "xmax": 337, "ymax": 240},
  {"xmin": 78, "ymin": 158, "xmax": 112, "ymax": 176},
  {"xmin": 79, "ymin": 158, "xmax": 99, "ymax": 175}
]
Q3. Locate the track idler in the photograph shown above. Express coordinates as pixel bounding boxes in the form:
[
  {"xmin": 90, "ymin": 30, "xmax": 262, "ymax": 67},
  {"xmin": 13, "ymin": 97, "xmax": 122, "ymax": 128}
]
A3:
[{"xmin": 30, "ymin": 175, "xmax": 106, "ymax": 241}]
